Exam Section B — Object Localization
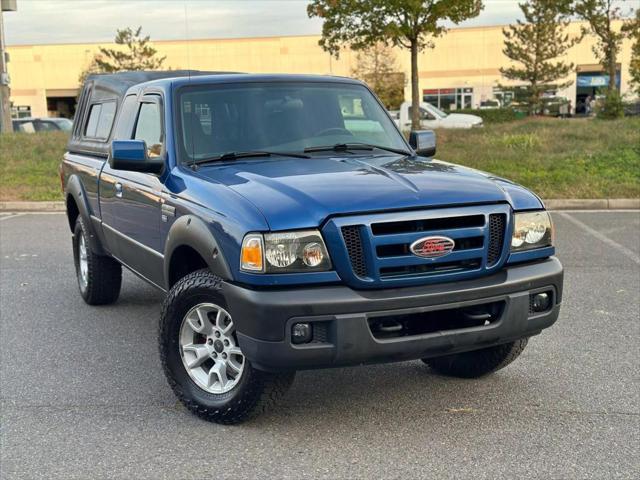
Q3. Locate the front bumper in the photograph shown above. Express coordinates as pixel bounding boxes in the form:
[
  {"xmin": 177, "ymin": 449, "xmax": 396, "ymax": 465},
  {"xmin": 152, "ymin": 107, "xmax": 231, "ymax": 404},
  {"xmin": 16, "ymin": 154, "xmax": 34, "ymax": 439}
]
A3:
[{"xmin": 223, "ymin": 257, "xmax": 563, "ymax": 372}]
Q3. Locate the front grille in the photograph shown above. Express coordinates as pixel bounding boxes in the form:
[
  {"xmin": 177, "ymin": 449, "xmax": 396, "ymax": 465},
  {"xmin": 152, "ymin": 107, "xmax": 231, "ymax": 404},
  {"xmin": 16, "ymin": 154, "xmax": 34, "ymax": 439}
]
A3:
[
  {"xmin": 487, "ymin": 214, "xmax": 506, "ymax": 266},
  {"xmin": 380, "ymin": 259, "xmax": 482, "ymax": 277},
  {"xmin": 371, "ymin": 215, "xmax": 484, "ymax": 236},
  {"xmin": 341, "ymin": 226, "xmax": 367, "ymax": 277},
  {"xmin": 331, "ymin": 205, "xmax": 511, "ymax": 288}
]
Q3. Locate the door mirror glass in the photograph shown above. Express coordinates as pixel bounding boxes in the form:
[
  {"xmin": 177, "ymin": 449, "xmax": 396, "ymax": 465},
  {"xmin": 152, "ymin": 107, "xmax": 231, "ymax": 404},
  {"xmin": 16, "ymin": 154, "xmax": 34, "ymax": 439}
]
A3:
[
  {"xmin": 110, "ymin": 140, "xmax": 164, "ymax": 174},
  {"xmin": 409, "ymin": 130, "xmax": 436, "ymax": 157}
]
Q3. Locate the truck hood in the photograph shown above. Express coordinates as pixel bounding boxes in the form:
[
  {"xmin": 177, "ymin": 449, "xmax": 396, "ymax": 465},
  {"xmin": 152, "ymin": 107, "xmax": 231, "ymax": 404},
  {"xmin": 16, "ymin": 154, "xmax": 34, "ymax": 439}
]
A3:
[{"xmin": 196, "ymin": 154, "xmax": 542, "ymax": 231}]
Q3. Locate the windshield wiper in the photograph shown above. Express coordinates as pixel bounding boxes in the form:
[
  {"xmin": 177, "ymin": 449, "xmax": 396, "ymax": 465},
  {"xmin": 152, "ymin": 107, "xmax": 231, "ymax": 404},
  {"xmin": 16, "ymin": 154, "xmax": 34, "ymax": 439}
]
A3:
[
  {"xmin": 304, "ymin": 143, "xmax": 412, "ymax": 156},
  {"xmin": 192, "ymin": 150, "xmax": 310, "ymax": 167}
]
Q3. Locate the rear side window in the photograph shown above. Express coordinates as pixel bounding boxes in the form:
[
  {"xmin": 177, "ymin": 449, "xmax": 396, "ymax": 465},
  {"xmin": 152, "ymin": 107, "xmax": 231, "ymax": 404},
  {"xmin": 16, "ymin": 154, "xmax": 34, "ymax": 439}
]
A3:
[
  {"xmin": 134, "ymin": 102, "xmax": 163, "ymax": 158},
  {"xmin": 84, "ymin": 101, "xmax": 116, "ymax": 140}
]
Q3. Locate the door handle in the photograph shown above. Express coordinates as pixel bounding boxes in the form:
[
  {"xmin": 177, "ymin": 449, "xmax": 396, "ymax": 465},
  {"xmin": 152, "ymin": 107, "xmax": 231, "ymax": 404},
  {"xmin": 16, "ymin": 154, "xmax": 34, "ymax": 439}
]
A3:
[{"xmin": 114, "ymin": 182, "xmax": 123, "ymax": 198}]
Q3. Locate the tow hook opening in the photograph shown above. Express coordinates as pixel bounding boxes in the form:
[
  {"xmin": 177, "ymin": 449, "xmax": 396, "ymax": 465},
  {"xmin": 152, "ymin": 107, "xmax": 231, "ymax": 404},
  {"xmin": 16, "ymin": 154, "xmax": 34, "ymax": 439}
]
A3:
[{"xmin": 368, "ymin": 301, "xmax": 505, "ymax": 340}]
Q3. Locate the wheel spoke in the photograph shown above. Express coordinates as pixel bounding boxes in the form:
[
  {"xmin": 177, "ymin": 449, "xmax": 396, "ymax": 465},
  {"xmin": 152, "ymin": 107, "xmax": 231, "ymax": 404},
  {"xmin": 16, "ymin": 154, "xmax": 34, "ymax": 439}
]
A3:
[
  {"xmin": 216, "ymin": 310, "xmax": 233, "ymax": 334},
  {"xmin": 227, "ymin": 346, "xmax": 243, "ymax": 357},
  {"xmin": 208, "ymin": 361, "xmax": 229, "ymax": 388},
  {"xmin": 182, "ymin": 343, "xmax": 211, "ymax": 369},
  {"xmin": 227, "ymin": 357, "xmax": 243, "ymax": 374},
  {"xmin": 186, "ymin": 310, "xmax": 213, "ymax": 335}
]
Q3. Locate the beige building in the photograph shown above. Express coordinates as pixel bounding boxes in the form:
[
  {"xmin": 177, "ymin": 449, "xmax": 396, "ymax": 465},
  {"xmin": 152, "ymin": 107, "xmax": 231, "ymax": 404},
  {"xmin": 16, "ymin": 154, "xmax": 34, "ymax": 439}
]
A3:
[{"xmin": 6, "ymin": 20, "xmax": 636, "ymax": 119}]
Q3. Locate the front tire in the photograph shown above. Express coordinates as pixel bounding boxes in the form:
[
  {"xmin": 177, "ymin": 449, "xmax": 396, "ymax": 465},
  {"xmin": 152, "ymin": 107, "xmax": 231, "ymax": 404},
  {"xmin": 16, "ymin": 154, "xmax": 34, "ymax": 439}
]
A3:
[
  {"xmin": 159, "ymin": 269, "xmax": 295, "ymax": 424},
  {"xmin": 73, "ymin": 217, "xmax": 122, "ymax": 305},
  {"xmin": 423, "ymin": 338, "xmax": 528, "ymax": 378}
]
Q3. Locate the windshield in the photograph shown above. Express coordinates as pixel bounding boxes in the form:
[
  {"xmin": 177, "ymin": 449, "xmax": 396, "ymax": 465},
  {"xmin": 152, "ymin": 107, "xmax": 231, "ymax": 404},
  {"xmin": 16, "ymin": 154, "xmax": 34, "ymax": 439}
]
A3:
[
  {"xmin": 426, "ymin": 103, "xmax": 448, "ymax": 119},
  {"xmin": 176, "ymin": 82, "xmax": 407, "ymax": 162}
]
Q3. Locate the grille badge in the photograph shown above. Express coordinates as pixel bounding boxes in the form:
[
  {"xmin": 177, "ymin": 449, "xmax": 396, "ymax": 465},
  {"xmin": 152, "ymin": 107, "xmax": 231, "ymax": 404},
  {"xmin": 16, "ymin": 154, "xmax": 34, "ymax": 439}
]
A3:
[{"xmin": 410, "ymin": 236, "xmax": 455, "ymax": 259}]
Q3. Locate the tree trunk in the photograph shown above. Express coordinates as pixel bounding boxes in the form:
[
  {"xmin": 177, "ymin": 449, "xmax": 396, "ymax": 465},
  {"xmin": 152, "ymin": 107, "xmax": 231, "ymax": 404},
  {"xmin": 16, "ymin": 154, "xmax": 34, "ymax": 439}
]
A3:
[
  {"xmin": 410, "ymin": 40, "xmax": 420, "ymax": 131},
  {"xmin": 608, "ymin": 41, "xmax": 617, "ymax": 93}
]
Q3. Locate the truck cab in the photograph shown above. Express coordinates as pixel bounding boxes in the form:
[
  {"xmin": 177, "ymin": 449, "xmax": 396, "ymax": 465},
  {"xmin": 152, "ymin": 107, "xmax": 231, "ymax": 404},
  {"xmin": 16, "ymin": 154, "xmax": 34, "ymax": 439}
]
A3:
[{"xmin": 62, "ymin": 71, "xmax": 562, "ymax": 424}]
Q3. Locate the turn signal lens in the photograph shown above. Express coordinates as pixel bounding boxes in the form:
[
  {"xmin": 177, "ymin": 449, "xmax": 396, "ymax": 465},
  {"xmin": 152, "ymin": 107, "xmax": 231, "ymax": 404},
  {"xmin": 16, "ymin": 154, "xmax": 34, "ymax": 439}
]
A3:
[{"xmin": 240, "ymin": 234, "xmax": 264, "ymax": 272}]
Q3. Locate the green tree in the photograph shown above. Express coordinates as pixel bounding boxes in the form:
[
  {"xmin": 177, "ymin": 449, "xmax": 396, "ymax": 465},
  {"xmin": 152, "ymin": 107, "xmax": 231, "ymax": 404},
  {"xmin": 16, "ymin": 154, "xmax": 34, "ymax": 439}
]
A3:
[
  {"xmin": 623, "ymin": 8, "xmax": 640, "ymax": 96},
  {"xmin": 500, "ymin": 0, "xmax": 579, "ymax": 115},
  {"xmin": 351, "ymin": 43, "xmax": 406, "ymax": 109},
  {"xmin": 308, "ymin": 0, "xmax": 483, "ymax": 130},
  {"xmin": 574, "ymin": 0, "xmax": 627, "ymax": 93},
  {"xmin": 79, "ymin": 26, "xmax": 166, "ymax": 85}
]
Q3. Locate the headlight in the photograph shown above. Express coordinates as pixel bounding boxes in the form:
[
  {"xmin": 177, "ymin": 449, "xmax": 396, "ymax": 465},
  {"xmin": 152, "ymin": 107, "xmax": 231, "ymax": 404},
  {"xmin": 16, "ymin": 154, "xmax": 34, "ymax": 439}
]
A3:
[
  {"xmin": 240, "ymin": 230, "xmax": 332, "ymax": 273},
  {"xmin": 511, "ymin": 211, "xmax": 553, "ymax": 251}
]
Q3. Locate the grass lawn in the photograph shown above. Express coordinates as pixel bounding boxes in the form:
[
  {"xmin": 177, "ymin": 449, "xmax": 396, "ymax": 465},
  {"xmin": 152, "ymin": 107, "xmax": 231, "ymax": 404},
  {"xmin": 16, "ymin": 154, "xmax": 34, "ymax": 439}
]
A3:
[
  {"xmin": 0, "ymin": 116, "xmax": 638, "ymax": 201},
  {"xmin": 1, "ymin": 131, "xmax": 68, "ymax": 201},
  {"xmin": 435, "ymin": 116, "xmax": 640, "ymax": 199}
]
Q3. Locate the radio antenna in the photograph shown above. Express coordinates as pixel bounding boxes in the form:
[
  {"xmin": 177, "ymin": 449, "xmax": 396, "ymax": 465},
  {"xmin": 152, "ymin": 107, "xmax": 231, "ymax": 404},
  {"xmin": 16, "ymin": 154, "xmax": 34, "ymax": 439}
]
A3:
[{"xmin": 183, "ymin": 1, "xmax": 196, "ymax": 169}]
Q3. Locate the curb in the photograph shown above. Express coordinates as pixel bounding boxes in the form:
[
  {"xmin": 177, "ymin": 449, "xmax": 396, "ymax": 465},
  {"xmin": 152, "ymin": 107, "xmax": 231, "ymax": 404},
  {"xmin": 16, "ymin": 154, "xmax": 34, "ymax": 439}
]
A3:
[
  {"xmin": 544, "ymin": 198, "xmax": 640, "ymax": 210},
  {"xmin": 0, "ymin": 201, "xmax": 66, "ymax": 212},
  {"xmin": 0, "ymin": 199, "xmax": 638, "ymax": 213}
]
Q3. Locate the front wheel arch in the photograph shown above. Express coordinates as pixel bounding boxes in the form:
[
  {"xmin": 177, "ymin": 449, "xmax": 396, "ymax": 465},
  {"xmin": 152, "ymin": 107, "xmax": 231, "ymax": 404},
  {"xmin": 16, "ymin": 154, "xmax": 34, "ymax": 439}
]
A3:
[{"xmin": 163, "ymin": 215, "xmax": 233, "ymax": 289}]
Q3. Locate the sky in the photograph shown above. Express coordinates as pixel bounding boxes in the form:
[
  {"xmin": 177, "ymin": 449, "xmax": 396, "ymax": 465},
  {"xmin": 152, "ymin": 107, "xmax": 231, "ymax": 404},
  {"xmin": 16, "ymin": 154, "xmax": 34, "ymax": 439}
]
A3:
[
  {"xmin": 4, "ymin": 0, "xmax": 528, "ymax": 46},
  {"xmin": 3, "ymin": 0, "xmax": 636, "ymax": 46}
]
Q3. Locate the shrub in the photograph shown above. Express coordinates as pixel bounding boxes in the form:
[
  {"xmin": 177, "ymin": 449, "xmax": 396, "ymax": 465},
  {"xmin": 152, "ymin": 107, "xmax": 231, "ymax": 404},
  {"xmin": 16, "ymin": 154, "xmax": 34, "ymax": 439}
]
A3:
[
  {"xmin": 597, "ymin": 90, "xmax": 625, "ymax": 119},
  {"xmin": 451, "ymin": 108, "xmax": 521, "ymax": 123}
]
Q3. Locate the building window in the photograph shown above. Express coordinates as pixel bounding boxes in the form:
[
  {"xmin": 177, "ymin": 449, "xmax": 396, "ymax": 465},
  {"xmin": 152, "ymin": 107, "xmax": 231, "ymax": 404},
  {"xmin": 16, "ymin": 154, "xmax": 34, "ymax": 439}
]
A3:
[
  {"xmin": 423, "ymin": 88, "xmax": 473, "ymax": 110},
  {"xmin": 11, "ymin": 105, "xmax": 32, "ymax": 119}
]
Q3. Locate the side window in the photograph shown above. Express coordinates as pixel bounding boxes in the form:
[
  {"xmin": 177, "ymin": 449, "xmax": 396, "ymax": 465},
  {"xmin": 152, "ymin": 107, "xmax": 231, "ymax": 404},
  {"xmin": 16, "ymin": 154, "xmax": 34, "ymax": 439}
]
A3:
[
  {"xmin": 134, "ymin": 102, "xmax": 163, "ymax": 158},
  {"xmin": 85, "ymin": 104, "xmax": 102, "ymax": 137},
  {"xmin": 113, "ymin": 95, "xmax": 139, "ymax": 139},
  {"xmin": 408, "ymin": 106, "xmax": 435, "ymax": 121},
  {"xmin": 84, "ymin": 101, "xmax": 116, "ymax": 140},
  {"xmin": 95, "ymin": 102, "xmax": 116, "ymax": 139},
  {"xmin": 35, "ymin": 121, "xmax": 58, "ymax": 132},
  {"xmin": 17, "ymin": 121, "xmax": 36, "ymax": 133}
]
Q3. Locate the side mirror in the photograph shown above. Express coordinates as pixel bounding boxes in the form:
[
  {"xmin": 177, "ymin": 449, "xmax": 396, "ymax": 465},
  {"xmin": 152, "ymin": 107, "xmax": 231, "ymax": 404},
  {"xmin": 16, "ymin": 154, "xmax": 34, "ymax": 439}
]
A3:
[
  {"xmin": 109, "ymin": 140, "xmax": 164, "ymax": 174},
  {"xmin": 409, "ymin": 130, "xmax": 436, "ymax": 157}
]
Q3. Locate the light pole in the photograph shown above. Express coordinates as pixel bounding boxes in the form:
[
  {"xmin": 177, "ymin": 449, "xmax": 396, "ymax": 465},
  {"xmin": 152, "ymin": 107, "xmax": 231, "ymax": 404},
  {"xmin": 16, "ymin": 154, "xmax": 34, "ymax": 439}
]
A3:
[{"xmin": 0, "ymin": 0, "xmax": 17, "ymax": 133}]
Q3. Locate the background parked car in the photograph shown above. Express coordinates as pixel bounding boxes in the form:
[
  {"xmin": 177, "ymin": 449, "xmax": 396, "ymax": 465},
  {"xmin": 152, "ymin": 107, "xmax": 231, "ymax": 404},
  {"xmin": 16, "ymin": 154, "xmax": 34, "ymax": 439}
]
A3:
[
  {"xmin": 12, "ymin": 117, "xmax": 73, "ymax": 133},
  {"xmin": 479, "ymin": 99, "xmax": 501, "ymax": 110},
  {"xmin": 395, "ymin": 101, "xmax": 483, "ymax": 130},
  {"xmin": 540, "ymin": 96, "xmax": 571, "ymax": 117}
]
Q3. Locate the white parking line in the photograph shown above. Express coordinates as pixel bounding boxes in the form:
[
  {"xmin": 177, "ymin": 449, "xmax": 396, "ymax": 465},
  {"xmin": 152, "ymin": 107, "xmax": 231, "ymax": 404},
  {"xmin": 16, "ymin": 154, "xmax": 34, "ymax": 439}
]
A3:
[
  {"xmin": 557, "ymin": 212, "xmax": 640, "ymax": 265},
  {"xmin": 0, "ymin": 213, "xmax": 26, "ymax": 222},
  {"xmin": 0, "ymin": 212, "xmax": 64, "ymax": 219}
]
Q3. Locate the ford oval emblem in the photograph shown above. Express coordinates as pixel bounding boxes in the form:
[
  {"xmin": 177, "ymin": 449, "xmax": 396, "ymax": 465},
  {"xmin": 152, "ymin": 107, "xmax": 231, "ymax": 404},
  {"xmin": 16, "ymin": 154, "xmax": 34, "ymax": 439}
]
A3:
[{"xmin": 410, "ymin": 236, "xmax": 455, "ymax": 259}]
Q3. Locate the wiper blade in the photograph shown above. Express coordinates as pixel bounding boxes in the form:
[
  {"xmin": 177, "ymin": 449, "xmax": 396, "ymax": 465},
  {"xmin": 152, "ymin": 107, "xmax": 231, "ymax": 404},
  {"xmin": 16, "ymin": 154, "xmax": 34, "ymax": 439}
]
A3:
[
  {"xmin": 192, "ymin": 150, "xmax": 310, "ymax": 167},
  {"xmin": 304, "ymin": 143, "xmax": 412, "ymax": 156}
]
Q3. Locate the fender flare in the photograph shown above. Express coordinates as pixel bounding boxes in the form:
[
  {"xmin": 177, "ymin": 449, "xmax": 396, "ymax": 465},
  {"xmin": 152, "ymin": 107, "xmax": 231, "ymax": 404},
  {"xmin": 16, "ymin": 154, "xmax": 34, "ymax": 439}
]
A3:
[
  {"xmin": 164, "ymin": 215, "xmax": 233, "ymax": 287},
  {"xmin": 65, "ymin": 175, "xmax": 106, "ymax": 255}
]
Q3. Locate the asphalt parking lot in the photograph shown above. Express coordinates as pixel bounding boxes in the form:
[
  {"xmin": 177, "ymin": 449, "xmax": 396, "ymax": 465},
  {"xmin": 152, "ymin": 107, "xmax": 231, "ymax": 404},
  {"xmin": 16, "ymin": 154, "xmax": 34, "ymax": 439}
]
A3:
[{"xmin": 1, "ymin": 211, "xmax": 638, "ymax": 480}]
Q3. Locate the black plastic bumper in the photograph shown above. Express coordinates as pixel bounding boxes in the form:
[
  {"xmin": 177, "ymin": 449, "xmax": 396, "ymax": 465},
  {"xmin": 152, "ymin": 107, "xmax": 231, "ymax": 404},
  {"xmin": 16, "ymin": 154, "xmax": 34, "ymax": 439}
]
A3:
[{"xmin": 223, "ymin": 257, "xmax": 563, "ymax": 372}]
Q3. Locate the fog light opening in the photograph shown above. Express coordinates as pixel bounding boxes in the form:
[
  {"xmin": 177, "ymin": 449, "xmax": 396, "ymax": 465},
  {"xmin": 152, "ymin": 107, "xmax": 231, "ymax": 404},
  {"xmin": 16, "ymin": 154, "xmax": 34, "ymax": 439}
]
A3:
[
  {"xmin": 530, "ymin": 292, "xmax": 552, "ymax": 313},
  {"xmin": 291, "ymin": 322, "xmax": 313, "ymax": 344}
]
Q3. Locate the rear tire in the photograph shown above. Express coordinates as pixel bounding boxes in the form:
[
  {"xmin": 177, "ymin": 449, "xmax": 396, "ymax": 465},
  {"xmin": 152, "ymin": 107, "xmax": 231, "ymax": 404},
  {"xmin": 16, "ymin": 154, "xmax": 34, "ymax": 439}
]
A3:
[
  {"xmin": 159, "ymin": 269, "xmax": 295, "ymax": 424},
  {"xmin": 423, "ymin": 338, "xmax": 528, "ymax": 378},
  {"xmin": 73, "ymin": 217, "xmax": 122, "ymax": 305}
]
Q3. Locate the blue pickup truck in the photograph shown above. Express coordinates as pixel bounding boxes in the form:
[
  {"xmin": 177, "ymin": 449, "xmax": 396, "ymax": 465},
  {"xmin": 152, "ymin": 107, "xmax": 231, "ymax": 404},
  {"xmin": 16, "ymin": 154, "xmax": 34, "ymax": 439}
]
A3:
[{"xmin": 61, "ymin": 71, "xmax": 563, "ymax": 424}]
